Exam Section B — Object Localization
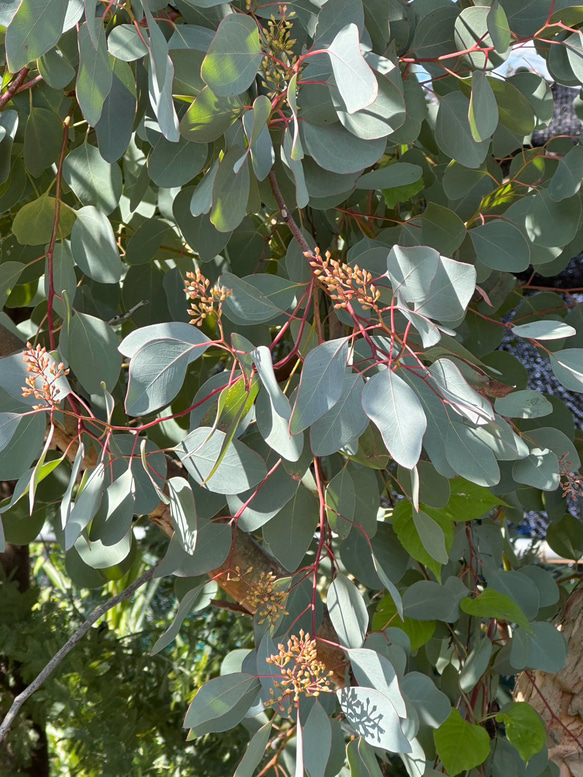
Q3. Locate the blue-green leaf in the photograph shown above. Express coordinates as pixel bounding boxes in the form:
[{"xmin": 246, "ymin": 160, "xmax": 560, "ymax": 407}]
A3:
[
  {"xmin": 183, "ymin": 673, "xmax": 260, "ymax": 734},
  {"xmin": 210, "ymin": 147, "xmax": 250, "ymax": 233},
  {"xmin": 167, "ymin": 477, "xmax": 198, "ymax": 554},
  {"xmin": 445, "ymin": 424, "xmax": 500, "ymax": 487},
  {"xmin": 310, "ymin": 372, "xmax": 368, "ymax": 456},
  {"xmin": 289, "ymin": 338, "xmax": 349, "ymax": 434},
  {"xmin": 401, "ymin": 672, "xmax": 450, "ymax": 728},
  {"xmin": 62, "ymin": 142, "xmax": 122, "ymax": 215},
  {"xmin": 403, "ymin": 579, "xmax": 467, "ymax": 622},
  {"xmin": 512, "ymin": 447, "xmax": 560, "ymax": 491},
  {"xmin": 125, "ymin": 332, "xmax": 212, "ymax": 416},
  {"xmin": 348, "ymin": 648, "xmax": 407, "ymax": 717},
  {"xmin": 76, "ymin": 21, "xmax": 113, "ymax": 126},
  {"xmin": 0, "ymin": 412, "xmax": 21, "ymax": 454},
  {"xmin": 338, "ymin": 686, "xmax": 411, "ymax": 753},
  {"xmin": 222, "ymin": 273, "xmax": 301, "ymax": 325},
  {"xmin": 550, "ymin": 349, "xmax": 583, "ymax": 392},
  {"xmin": 233, "ymin": 720, "xmax": 274, "ymax": 777},
  {"xmin": 495, "ymin": 390, "xmax": 552, "ymax": 419},
  {"xmin": 549, "ymin": 143, "xmax": 583, "ymax": 201},
  {"xmin": 357, "ymin": 163, "xmax": 422, "ymax": 190},
  {"xmin": 436, "ymin": 92, "xmax": 490, "ymax": 168},
  {"xmin": 64, "ymin": 463, "xmax": 106, "ymax": 550},
  {"xmin": 512, "ymin": 320, "xmax": 576, "ymax": 340},
  {"xmin": 253, "ymin": 345, "xmax": 303, "ymax": 461},
  {"xmin": 362, "ymin": 369, "xmax": 426, "ymax": 470},
  {"xmin": 301, "ymin": 121, "xmax": 386, "ymax": 175},
  {"xmin": 68, "ymin": 312, "xmax": 121, "ymax": 395},
  {"xmin": 327, "ymin": 23, "xmax": 377, "ymax": 114},
  {"xmin": 328, "ymin": 573, "xmax": 368, "ymax": 648},
  {"xmin": 151, "ymin": 581, "xmax": 217, "ymax": 655},
  {"xmin": 262, "ymin": 485, "xmax": 318, "ymax": 571},
  {"xmin": 469, "ymin": 220, "xmax": 530, "ymax": 272},
  {"xmin": 107, "ymin": 24, "xmax": 149, "ymax": 61},
  {"xmin": 71, "ymin": 205, "xmax": 123, "ymax": 283},
  {"xmin": 178, "ymin": 427, "xmax": 267, "ymax": 495},
  {"xmin": 469, "ymin": 71, "xmax": 498, "ymax": 142},
  {"xmin": 510, "ymin": 622, "xmax": 567, "ymax": 673},
  {"xmin": 326, "ymin": 467, "xmax": 355, "ymax": 540}
]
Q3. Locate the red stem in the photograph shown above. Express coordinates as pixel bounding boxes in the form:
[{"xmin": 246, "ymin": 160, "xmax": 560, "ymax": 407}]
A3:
[
  {"xmin": 46, "ymin": 116, "xmax": 71, "ymax": 350},
  {"xmin": 0, "ymin": 67, "xmax": 29, "ymax": 110}
]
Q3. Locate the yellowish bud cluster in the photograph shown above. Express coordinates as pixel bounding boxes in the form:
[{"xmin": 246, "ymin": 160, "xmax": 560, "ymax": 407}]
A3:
[
  {"xmin": 184, "ymin": 269, "xmax": 232, "ymax": 327},
  {"xmin": 245, "ymin": 571, "xmax": 289, "ymax": 626},
  {"xmin": 265, "ymin": 630, "xmax": 334, "ymax": 705},
  {"xmin": 308, "ymin": 248, "xmax": 382, "ymax": 310},
  {"xmin": 22, "ymin": 343, "xmax": 69, "ymax": 409},
  {"xmin": 260, "ymin": 7, "xmax": 298, "ymax": 97}
]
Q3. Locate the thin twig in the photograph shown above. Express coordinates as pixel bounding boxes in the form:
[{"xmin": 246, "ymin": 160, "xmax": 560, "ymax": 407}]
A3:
[
  {"xmin": 0, "ymin": 566, "xmax": 155, "ymax": 743},
  {"xmin": 268, "ymin": 170, "xmax": 314, "ymax": 256},
  {"xmin": 524, "ymin": 670, "xmax": 583, "ymax": 751},
  {"xmin": 0, "ymin": 67, "xmax": 29, "ymax": 110},
  {"xmin": 13, "ymin": 74, "xmax": 43, "ymax": 95},
  {"xmin": 210, "ymin": 599, "xmax": 252, "ymax": 615}
]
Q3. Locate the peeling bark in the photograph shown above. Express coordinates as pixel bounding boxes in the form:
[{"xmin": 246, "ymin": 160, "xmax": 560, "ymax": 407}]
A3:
[{"xmin": 515, "ymin": 586, "xmax": 583, "ymax": 777}]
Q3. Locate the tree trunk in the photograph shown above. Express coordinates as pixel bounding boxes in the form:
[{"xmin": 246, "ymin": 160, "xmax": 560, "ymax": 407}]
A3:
[{"xmin": 514, "ymin": 585, "xmax": 583, "ymax": 777}]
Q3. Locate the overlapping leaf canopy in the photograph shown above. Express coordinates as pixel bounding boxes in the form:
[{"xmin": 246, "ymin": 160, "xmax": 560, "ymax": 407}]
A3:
[{"xmin": 1, "ymin": 1, "xmax": 583, "ymax": 775}]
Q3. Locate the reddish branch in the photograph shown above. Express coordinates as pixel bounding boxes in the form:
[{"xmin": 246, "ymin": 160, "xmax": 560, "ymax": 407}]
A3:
[
  {"xmin": 524, "ymin": 671, "xmax": 583, "ymax": 751},
  {"xmin": 46, "ymin": 116, "xmax": 71, "ymax": 350},
  {"xmin": 0, "ymin": 67, "xmax": 29, "ymax": 110}
]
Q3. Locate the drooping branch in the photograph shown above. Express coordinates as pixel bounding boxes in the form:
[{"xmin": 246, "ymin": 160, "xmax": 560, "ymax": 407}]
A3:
[{"xmin": 0, "ymin": 566, "xmax": 155, "ymax": 743}]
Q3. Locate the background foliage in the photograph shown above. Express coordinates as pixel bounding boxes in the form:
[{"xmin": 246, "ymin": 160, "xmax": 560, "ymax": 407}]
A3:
[{"xmin": 2, "ymin": 0, "xmax": 583, "ymax": 775}]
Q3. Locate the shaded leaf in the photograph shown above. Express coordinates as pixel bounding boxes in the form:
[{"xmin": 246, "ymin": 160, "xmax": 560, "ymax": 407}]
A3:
[
  {"xmin": 68, "ymin": 312, "xmax": 121, "ymax": 395},
  {"xmin": 71, "ymin": 205, "xmax": 123, "ymax": 283},
  {"xmin": 76, "ymin": 21, "xmax": 113, "ymax": 126},
  {"xmin": 178, "ymin": 427, "xmax": 267, "ymax": 495},
  {"xmin": 328, "ymin": 573, "xmax": 369, "ymax": 648},
  {"xmin": 469, "ymin": 71, "xmax": 498, "ymax": 142},
  {"xmin": 183, "ymin": 673, "xmax": 260, "ymax": 734},
  {"xmin": 262, "ymin": 485, "xmax": 318, "ymax": 571}
]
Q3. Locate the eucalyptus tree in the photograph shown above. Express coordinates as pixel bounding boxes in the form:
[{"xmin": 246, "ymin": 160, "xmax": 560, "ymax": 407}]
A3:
[{"xmin": 2, "ymin": 1, "xmax": 583, "ymax": 775}]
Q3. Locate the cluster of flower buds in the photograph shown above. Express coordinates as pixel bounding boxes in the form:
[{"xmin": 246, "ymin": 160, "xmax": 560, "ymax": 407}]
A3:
[
  {"xmin": 22, "ymin": 343, "xmax": 69, "ymax": 409},
  {"xmin": 308, "ymin": 247, "xmax": 382, "ymax": 311},
  {"xmin": 265, "ymin": 629, "xmax": 334, "ymax": 705},
  {"xmin": 244, "ymin": 571, "xmax": 289, "ymax": 626},
  {"xmin": 260, "ymin": 6, "xmax": 298, "ymax": 97},
  {"xmin": 559, "ymin": 455, "xmax": 583, "ymax": 499},
  {"xmin": 184, "ymin": 269, "xmax": 232, "ymax": 327}
]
